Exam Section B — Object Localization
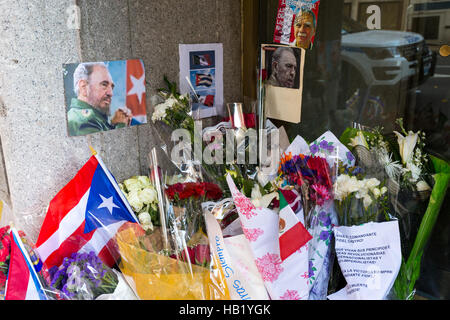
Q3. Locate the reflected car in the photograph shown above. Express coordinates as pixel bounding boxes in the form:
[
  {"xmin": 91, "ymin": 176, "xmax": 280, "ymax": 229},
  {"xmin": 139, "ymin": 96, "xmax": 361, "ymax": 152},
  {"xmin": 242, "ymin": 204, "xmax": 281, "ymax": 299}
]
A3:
[{"xmin": 341, "ymin": 17, "xmax": 436, "ymax": 89}]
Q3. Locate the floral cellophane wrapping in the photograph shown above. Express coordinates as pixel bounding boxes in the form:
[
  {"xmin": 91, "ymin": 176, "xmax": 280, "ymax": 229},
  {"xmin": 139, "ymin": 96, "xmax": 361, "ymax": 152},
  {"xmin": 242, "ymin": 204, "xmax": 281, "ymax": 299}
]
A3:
[{"xmin": 115, "ymin": 226, "xmax": 230, "ymax": 300}]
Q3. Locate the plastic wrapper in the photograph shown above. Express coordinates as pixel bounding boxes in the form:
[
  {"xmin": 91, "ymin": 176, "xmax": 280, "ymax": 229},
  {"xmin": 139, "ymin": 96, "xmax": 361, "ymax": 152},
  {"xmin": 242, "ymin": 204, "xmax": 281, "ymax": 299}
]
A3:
[
  {"xmin": 273, "ymin": 0, "xmax": 321, "ymax": 50},
  {"xmin": 112, "ymin": 145, "xmax": 230, "ymax": 300},
  {"xmin": 326, "ymin": 139, "xmax": 402, "ymax": 300},
  {"xmin": 278, "ymin": 131, "xmax": 354, "ymax": 299},
  {"xmin": 202, "ymin": 198, "xmax": 270, "ymax": 300},
  {"xmin": 339, "ymin": 124, "xmax": 448, "ymax": 299}
]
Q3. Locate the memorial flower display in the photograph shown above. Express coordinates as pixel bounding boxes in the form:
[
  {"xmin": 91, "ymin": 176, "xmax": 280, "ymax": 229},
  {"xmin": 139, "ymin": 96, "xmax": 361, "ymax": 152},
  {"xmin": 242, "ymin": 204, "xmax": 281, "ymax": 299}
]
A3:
[{"xmin": 2, "ymin": 63, "xmax": 447, "ymax": 302}]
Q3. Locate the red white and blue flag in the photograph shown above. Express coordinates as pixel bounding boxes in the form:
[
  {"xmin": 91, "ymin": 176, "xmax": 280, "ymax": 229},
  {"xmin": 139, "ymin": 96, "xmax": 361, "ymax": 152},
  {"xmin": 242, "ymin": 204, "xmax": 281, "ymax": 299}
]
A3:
[
  {"xmin": 35, "ymin": 155, "xmax": 139, "ymax": 270},
  {"xmin": 5, "ymin": 228, "xmax": 48, "ymax": 300},
  {"xmin": 195, "ymin": 73, "xmax": 213, "ymax": 87}
]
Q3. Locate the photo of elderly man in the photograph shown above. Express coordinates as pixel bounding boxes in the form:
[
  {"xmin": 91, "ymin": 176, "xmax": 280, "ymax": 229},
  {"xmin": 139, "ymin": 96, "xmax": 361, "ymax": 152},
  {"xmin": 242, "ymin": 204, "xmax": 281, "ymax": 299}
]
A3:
[
  {"xmin": 291, "ymin": 8, "xmax": 317, "ymax": 50},
  {"xmin": 266, "ymin": 47, "xmax": 300, "ymax": 89},
  {"xmin": 66, "ymin": 62, "xmax": 133, "ymax": 137}
]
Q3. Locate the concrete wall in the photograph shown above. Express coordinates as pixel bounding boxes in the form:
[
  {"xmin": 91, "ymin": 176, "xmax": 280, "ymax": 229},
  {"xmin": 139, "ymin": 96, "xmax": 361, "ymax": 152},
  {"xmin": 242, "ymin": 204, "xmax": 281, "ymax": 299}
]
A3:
[{"xmin": 0, "ymin": 0, "xmax": 242, "ymax": 240}]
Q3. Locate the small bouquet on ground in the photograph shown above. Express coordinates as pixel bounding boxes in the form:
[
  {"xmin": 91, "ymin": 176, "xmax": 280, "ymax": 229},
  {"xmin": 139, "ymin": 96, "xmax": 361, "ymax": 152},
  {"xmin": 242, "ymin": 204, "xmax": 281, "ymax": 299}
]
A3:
[
  {"xmin": 277, "ymin": 131, "xmax": 353, "ymax": 300},
  {"xmin": 119, "ymin": 175, "xmax": 159, "ymax": 232},
  {"xmin": 49, "ymin": 251, "xmax": 136, "ymax": 300},
  {"xmin": 342, "ymin": 120, "xmax": 433, "ymax": 256},
  {"xmin": 339, "ymin": 122, "xmax": 449, "ymax": 300},
  {"xmin": 328, "ymin": 156, "xmax": 402, "ymax": 300},
  {"xmin": 165, "ymin": 181, "xmax": 223, "ymax": 247}
]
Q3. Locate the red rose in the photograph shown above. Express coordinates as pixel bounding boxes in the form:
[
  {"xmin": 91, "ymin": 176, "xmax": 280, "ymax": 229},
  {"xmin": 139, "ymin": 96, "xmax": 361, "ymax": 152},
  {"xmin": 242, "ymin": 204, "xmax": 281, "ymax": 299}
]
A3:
[
  {"xmin": 194, "ymin": 244, "xmax": 211, "ymax": 267},
  {"xmin": 179, "ymin": 183, "xmax": 195, "ymax": 200},
  {"xmin": 0, "ymin": 271, "xmax": 6, "ymax": 287},
  {"xmin": 194, "ymin": 183, "xmax": 206, "ymax": 198},
  {"xmin": 204, "ymin": 183, "xmax": 223, "ymax": 200},
  {"xmin": 0, "ymin": 247, "xmax": 9, "ymax": 262},
  {"xmin": 1, "ymin": 235, "xmax": 10, "ymax": 252},
  {"xmin": 0, "ymin": 226, "xmax": 10, "ymax": 240},
  {"xmin": 171, "ymin": 247, "xmax": 195, "ymax": 265}
]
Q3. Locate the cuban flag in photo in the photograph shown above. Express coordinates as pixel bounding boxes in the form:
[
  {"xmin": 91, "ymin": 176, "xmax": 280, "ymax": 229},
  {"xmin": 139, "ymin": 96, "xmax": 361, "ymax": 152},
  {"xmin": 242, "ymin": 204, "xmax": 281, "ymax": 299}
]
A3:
[{"xmin": 195, "ymin": 73, "xmax": 214, "ymax": 87}]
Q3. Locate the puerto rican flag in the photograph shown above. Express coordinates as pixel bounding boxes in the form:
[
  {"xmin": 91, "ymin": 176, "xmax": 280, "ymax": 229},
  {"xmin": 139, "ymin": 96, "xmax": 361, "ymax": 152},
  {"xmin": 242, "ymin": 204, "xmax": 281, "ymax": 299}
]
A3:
[
  {"xmin": 195, "ymin": 73, "xmax": 213, "ymax": 87},
  {"xmin": 278, "ymin": 191, "xmax": 312, "ymax": 261},
  {"xmin": 126, "ymin": 59, "xmax": 147, "ymax": 124},
  {"xmin": 5, "ymin": 228, "xmax": 48, "ymax": 300},
  {"xmin": 35, "ymin": 155, "xmax": 140, "ymax": 270}
]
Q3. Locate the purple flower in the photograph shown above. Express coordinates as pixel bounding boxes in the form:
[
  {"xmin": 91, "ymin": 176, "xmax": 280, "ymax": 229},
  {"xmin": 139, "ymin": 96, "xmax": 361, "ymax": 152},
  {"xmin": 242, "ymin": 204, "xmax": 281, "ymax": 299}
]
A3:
[
  {"xmin": 318, "ymin": 211, "xmax": 331, "ymax": 227},
  {"xmin": 319, "ymin": 231, "xmax": 330, "ymax": 241},
  {"xmin": 346, "ymin": 151, "xmax": 355, "ymax": 162},
  {"xmin": 319, "ymin": 140, "xmax": 329, "ymax": 150},
  {"xmin": 310, "ymin": 144, "xmax": 319, "ymax": 154},
  {"xmin": 309, "ymin": 260, "xmax": 315, "ymax": 278}
]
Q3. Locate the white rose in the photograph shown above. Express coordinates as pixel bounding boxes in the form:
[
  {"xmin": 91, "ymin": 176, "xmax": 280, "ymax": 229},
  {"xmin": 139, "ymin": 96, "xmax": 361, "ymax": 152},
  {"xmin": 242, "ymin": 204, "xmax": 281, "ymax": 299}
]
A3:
[
  {"xmin": 127, "ymin": 190, "xmax": 143, "ymax": 212},
  {"xmin": 380, "ymin": 186, "xmax": 387, "ymax": 195},
  {"xmin": 365, "ymin": 178, "xmax": 381, "ymax": 191},
  {"xmin": 138, "ymin": 187, "xmax": 157, "ymax": 205},
  {"xmin": 372, "ymin": 187, "xmax": 381, "ymax": 199},
  {"xmin": 137, "ymin": 176, "xmax": 151, "ymax": 187},
  {"xmin": 124, "ymin": 177, "xmax": 142, "ymax": 193},
  {"xmin": 138, "ymin": 212, "xmax": 153, "ymax": 231}
]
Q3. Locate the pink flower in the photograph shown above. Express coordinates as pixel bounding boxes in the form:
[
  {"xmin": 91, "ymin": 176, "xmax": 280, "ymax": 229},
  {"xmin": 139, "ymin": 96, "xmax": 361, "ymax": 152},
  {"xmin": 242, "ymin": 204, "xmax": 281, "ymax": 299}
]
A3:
[
  {"xmin": 234, "ymin": 194, "xmax": 257, "ymax": 220},
  {"xmin": 280, "ymin": 289, "xmax": 302, "ymax": 300},
  {"xmin": 311, "ymin": 183, "xmax": 331, "ymax": 205},
  {"xmin": 243, "ymin": 227, "xmax": 264, "ymax": 242},
  {"xmin": 255, "ymin": 253, "xmax": 284, "ymax": 283}
]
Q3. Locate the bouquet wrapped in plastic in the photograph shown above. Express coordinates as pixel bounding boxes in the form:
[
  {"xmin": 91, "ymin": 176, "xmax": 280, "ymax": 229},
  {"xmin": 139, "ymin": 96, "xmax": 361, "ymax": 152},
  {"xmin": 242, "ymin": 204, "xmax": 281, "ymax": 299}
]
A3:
[
  {"xmin": 339, "ymin": 122, "xmax": 449, "ymax": 299},
  {"xmin": 277, "ymin": 131, "xmax": 355, "ymax": 299},
  {"xmin": 113, "ymin": 146, "xmax": 229, "ymax": 300}
]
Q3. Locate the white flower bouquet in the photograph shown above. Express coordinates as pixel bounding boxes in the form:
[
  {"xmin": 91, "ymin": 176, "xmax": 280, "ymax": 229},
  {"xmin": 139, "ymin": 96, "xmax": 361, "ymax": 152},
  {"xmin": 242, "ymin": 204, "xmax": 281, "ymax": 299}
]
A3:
[{"xmin": 119, "ymin": 176, "xmax": 159, "ymax": 232}]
